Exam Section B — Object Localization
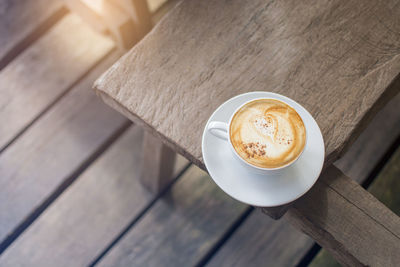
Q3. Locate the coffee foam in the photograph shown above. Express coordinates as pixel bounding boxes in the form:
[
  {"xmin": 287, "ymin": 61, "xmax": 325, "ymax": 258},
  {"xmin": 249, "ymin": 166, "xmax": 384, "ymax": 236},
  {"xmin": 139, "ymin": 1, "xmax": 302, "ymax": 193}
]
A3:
[{"xmin": 230, "ymin": 99, "xmax": 306, "ymax": 168}]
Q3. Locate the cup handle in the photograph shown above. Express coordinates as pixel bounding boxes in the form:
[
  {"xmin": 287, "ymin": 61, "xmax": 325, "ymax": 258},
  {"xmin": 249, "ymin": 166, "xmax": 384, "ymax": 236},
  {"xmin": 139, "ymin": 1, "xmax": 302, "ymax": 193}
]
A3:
[{"xmin": 208, "ymin": 121, "xmax": 229, "ymax": 140}]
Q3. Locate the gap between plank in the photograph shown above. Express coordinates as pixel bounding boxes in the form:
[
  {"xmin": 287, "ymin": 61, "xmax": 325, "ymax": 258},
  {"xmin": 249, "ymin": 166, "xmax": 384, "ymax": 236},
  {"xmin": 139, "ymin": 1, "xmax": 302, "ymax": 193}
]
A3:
[
  {"xmin": 0, "ymin": 48, "xmax": 117, "ymax": 154},
  {"xmin": 88, "ymin": 162, "xmax": 192, "ymax": 267},
  {"xmin": 0, "ymin": 121, "xmax": 131, "ymax": 255},
  {"xmin": 360, "ymin": 134, "xmax": 400, "ymax": 189},
  {"xmin": 0, "ymin": 7, "xmax": 69, "ymax": 71},
  {"xmin": 296, "ymin": 243, "xmax": 322, "ymax": 267},
  {"xmin": 195, "ymin": 206, "xmax": 254, "ymax": 267},
  {"xmin": 295, "ymin": 134, "xmax": 400, "ymax": 267}
]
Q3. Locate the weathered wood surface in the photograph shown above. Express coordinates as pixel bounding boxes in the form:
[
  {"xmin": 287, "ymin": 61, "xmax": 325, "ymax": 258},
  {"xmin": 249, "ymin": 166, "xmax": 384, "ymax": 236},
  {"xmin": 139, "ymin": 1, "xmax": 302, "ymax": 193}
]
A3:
[
  {"xmin": 0, "ymin": 126, "xmax": 188, "ymax": 266},
  {"xmin": 306, "ymin": 93, "xmax": 400, "ymax": 266},
  {"xmin": 97, "ymin": 165, "xmax": 247, "ymax": 267},
  {"xmin": 207, "ymin": 209, "xmax": 313, "ymax": 267},
  {"xmin": 0, "ymin": 0, "xmax": 67, "ymax": 69},
  {"xmin": 0, "ymin": 13, "xmax": 114, "ymax": 151},
  {"xmin": 261, "ymin": 91, "xmax": 400, "ymax": 219},
  {"xmin": 94, "ymin": 0, "xmax": 400, "ymax": 171},
  {"xmin": 1, "ymin": 94, "xmax": 397, "ymax": 267},
  {"xmin": 301, "ymin": 93, "xmax": 400, "ymax": 266},
  {"xmin": 287, "ymin": 166, "xmax": 400, "ymax": 267},
  {"xmin": 335, "ymin": 93, "xmax": 400, "ymax": 183},
  {"xmin": 207, "ymin": 92, "xmax": 400, "ymax": 266},
  {"xmin": 0, "ymin": 52, "xmax": 126, "ymax": 246},
  {"xmin": 310, "ymin": 147, "xmax": 400, "ymax": 267},
  {"xmin": 140, "ymin": 132, "xmax": 177, "ymax": 193},
  {"xmin": 93, "ymin": 1, "xmax": 400, "ymax": 262}
]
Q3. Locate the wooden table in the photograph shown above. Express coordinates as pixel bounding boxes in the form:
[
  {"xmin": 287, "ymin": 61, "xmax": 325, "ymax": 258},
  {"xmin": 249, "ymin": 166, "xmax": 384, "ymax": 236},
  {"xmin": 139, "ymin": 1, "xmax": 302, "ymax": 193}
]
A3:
[{"xmin": 94, "ymin": 0, "xmax": 400, "ymax": 266}]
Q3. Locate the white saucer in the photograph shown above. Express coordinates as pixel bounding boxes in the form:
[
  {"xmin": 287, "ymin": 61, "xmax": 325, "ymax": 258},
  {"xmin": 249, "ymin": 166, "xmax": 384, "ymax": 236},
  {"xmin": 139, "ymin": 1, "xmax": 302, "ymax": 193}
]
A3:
[{"xmin": 202, "ymin": 92, "xmax": 325, "ymax": 207}]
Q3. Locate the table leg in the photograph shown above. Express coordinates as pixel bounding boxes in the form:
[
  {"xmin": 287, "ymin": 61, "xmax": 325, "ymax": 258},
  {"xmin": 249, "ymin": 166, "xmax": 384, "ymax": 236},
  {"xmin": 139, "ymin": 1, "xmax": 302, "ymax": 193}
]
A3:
[{"xmin": 140, "ymin": 132, "xmax": 176, "ymax": 194}]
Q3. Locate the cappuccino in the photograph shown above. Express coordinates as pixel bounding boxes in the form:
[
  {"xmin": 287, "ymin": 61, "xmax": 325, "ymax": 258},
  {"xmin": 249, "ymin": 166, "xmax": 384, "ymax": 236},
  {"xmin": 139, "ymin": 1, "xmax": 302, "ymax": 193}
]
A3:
[{"xmin": 230, "ymin": 99, "xmax": 306, "ymax": 168}]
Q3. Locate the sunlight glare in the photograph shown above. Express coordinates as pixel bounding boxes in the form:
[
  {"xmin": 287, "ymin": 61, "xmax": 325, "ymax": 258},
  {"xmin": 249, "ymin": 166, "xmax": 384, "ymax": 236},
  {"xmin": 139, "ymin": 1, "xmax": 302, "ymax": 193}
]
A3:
[{"xmin": 81, "ymin": 0, "xmax": 104, "ymax": 14}]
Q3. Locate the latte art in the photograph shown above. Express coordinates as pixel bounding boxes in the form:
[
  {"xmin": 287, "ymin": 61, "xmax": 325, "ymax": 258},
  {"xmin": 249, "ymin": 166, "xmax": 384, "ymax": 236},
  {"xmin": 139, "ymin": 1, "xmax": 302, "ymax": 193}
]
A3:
[
  {"xmin": 254, "ymin": 115, "xmax": 275, "ymax": 139},
  {"xmin": 230, "ymin": 99, "xmax": 306, "ymax": 168}
]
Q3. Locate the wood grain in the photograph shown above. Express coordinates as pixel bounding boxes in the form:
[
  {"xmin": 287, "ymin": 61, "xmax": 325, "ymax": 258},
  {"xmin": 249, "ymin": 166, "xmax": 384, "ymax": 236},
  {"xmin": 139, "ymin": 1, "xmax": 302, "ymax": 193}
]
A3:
[
  {"xmin": 97, "ymin": 165, "xmax": 247, "ymax": 267},
  {"xmin": 0, "ymin": 0, "xmax": 67, "ymax": 69},
  {"xmin": 0, "ymin": 13, "xmax": 114, "ymax": 151},
  {"xmin": 94, "ymin": 0, "xmax": 400, "ymax": 170},
  {"xmin": 261, "ymin": 92, "xmax": 400, "ymax": 219},
  {"xmin": 206, "ymin": 209, "xmax": 313, "ymax": 267},
  {"xmin": 92, "ymin": 0, "xmax": 400, "ymax": 264},
  {"xmin": 309, "ymin": 145, "xmax": 400, "ymax": 267},
  {"xmin": 286, "ymin": 166, "xmax": 400, "ymax": 267},
  {"xmin": 0, "ymin": 52, "xmax": 126, "ymax": 245},
  {"xmin": 335, "ymin": 93, "xmax": 400, "ymax": 183},
  {"xmin": 207, "ymin": 88, "xmax": 400, "ymax": 266},
  {"xmin": 0, "ymin": 126, "xmax": 188, "ymax": 266}
]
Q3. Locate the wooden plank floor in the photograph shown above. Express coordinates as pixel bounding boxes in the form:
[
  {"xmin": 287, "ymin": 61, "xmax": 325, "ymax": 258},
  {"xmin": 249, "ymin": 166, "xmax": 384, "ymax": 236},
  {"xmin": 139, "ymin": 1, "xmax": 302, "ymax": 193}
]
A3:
[
  {"xmin": 0, "ymin": 0, "xmax": 67, "ymax": 69},
  {"xmin": 0, "ymin": 125, "xmax": 189, "ymax": 266},
  {"xmin": 0, "ymin": 49, "xmax": 127, "ymax": 248},
  {"xmin": 0, "ymin": 13, "xmax": 115, "ymax": 151},
  {"xmin": 310, "ymin": 137, "xmax": 400, "ymax": 267},
  {"xmin": 0, "ymin": 1, "xmax": 399, "ymax": 266}
]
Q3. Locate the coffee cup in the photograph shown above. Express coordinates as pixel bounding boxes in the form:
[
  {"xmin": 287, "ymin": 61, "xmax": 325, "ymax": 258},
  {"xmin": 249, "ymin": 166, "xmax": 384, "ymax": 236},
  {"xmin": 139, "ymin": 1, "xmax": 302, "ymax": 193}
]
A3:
[{"xmin": 207, "ymin": 98, "xmax": 307, "ymax": 174}]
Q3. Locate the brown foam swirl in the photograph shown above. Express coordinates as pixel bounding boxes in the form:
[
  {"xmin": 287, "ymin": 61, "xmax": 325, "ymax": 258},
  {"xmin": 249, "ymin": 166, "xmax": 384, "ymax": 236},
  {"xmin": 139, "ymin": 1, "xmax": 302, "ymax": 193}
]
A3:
[{"xmin": 230, "ymin": 99, "xmax": 306, "ymax": 168}]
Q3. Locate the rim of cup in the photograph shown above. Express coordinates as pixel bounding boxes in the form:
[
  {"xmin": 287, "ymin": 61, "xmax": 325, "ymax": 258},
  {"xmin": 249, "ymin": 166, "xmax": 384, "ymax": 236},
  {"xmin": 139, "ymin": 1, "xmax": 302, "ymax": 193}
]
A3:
[{"xmin": 226, "ymin": 97, "xmax": 308, "ymax": 171}]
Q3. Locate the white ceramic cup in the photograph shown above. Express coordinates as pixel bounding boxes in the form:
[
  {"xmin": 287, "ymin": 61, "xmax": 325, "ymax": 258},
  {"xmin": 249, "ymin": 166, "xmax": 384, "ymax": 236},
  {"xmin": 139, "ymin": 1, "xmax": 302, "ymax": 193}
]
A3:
[{"xmin": 207, "ymin": 97, "xmax": 307, "ymax": 175}]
